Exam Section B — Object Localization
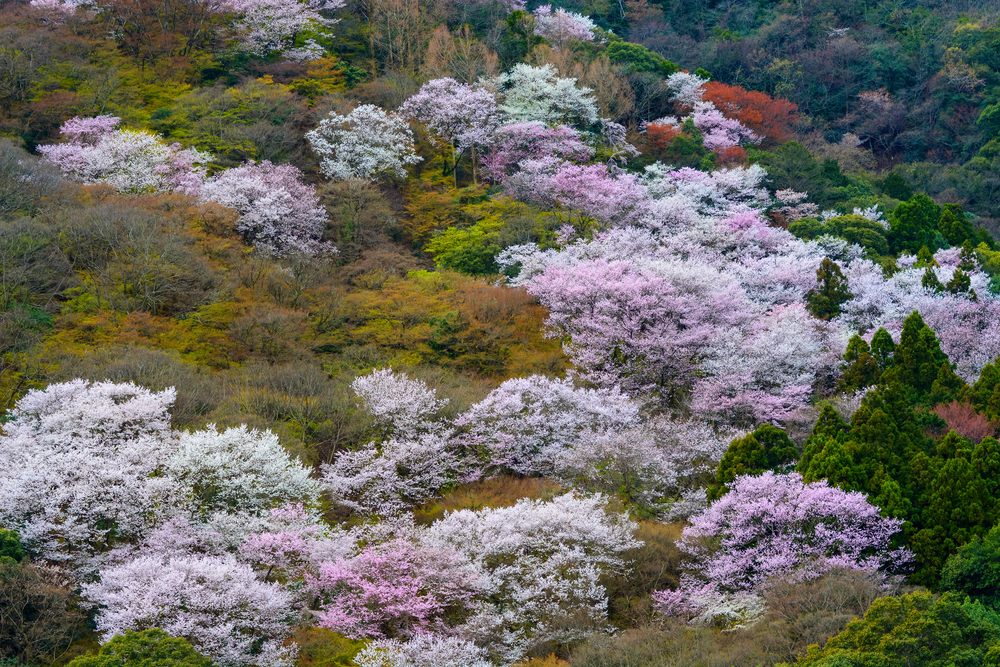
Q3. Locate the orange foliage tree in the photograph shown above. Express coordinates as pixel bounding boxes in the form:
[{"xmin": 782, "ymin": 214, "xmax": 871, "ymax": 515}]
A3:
[{"xmin": 702, "ymin": 82, "xmax": 798, "ymax": 147}]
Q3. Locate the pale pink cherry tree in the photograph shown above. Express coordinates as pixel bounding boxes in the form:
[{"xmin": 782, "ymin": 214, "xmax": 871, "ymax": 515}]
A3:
[
  {"xmin": 399, "ymin": 78, "xmax": 500, "ymax": 185},
  {"xmin": 504, "ymin": 158, "xmax": 650, "ymax": 232},
  {"xmin": 38, "ymin": 116, "xmax": 211, "ymax": 195},
  {"xmin": 308, "ymin": 538, "xmax": 483, "ymax": 639},
  {"xmin": 320, "ymin": 431, "xmax": 463, "ymax": 516},
  {"xmin": 665, "ymin": 71, "xmax": 708, "ymax": 109},
  {"xmin": 0, "ymin": 379, "xmax": 180, "ymax": 577},
  {"xmin": 693, "ymin": 303, "xmax": 843, "ymax": 425},
  {"xmin": 653, "ymin": 472, "xmax": 910, "ymax": 625},
  {"xmin": 532, "ymin": 5, "xmax": 596, "ymax": 48},
  {"xmin": 453, "ymin": 374, "xmax": 639, "ymax": 476},
  {"xmin": 552, "ymin": 417, "xmax": 744, "ymax": 516},
  {"xmin": 772, "ymin": 189, "xmax": 819, "ymax": 222},
  {"xmin": 480, "ymin": 121, "xmax": 592, "ymax": 184},
  {"xmin": 239, "ymin": 504, "xmax": 350, "ymax": 586},
  {"xmin": 307, "ymin": 105, "xmax": 422, "ymax": 181},
  {"xmin": 522, "ymin": 256, "xmax": 755, "ymax": 397},
  {"xmin": 83, "ymin": 553, "xmax": 297, "ymax": 667},
  {"xmin": 199, "ymin": 160, "xmax": 333, "ymax": 256},
  {"xmin": 350, "ymin": 368, "xmax": 448, "ymax": 438},
  {"xmin": 425, "ymin": 493, "xmax": 640, "ymax": 661},
  {"xmin": 222, "ymin": 0, "xmax": 345, "ymax": 61}
]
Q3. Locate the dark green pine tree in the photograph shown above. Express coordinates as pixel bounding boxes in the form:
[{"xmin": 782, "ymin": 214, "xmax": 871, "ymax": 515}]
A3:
[
  {"xmin": 939, "ymin": 203, "xmax": 975, "ymax": 247},
  {"xmin": 971, "ymin": 357, "xmax": 1000, "ymax": 421},
  {"xmin": 922, "ymin": 266, "xmax": 944, "ymax": 292},
  {"xmin": 870, "ymin": 327, "xmax": 896, "ymax": 372},
  {"xmin": 947, "ymin": 268, "xmax": 977, "ymax": 301},
  {"xmin": 881, "ymin": 311, "xmax": 967, "ymax": 403},
  {"xmin": 890, "ymin": 194, "xmax": 942, "ymax": 254},
  {"xmin": 959, "ymin": 240, "xmax": 979, "ymax": 272},
  {"xmin": 805, "ymin": 257, "xmax": 853, "ymax": 320},
  {"xmin": 840, "ymin": 335, "xmax": 881, "ymax": 391},
  {"xmin": 708, "ymin": 424, "xmax": 797, "ymax": 500}
]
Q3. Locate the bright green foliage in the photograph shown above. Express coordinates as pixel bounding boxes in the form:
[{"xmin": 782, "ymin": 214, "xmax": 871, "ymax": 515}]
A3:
[
  {"xmin": 941, "ymin": 520, "xmax": 1000, "ymax": 608},
  {"xmin": 961, "ymin": 241, "xmax": 980, "ymax": 271},
  {"xmin": 0, "ymin": 529, "xmax": 23, "ymax": 564},
  {"xmin": 805, "ymin": 258, "xmax": 853, "ymax": 320},
  {"xmin": 840, "ymin": 328, "xmax": 894, "ymax": 393},
  {"xmin": 940, "ymin": 203, "xmax": 976, "ymax": 247},
  {"xmin": 68, "ymin": 630, "xmax": 214, "ymax": 667},
  {"xmin": 708, "ymin": 424, "xmax": 797, "ymax": 501},
  {"xmin": 916, "ymin": 245, "xmax": 939, "ymax": 267},
  {"xmin": 889, "ymin": 193, "xmax": 942, "ymax": 254},
  {"xmin": 787, "ymin": 592, "xmax": 1000, "ymax": 667},
  {"xmin": 425, "ymin": 220, "xmax": 502, "ymax": 275},
  {"xmin": 605, "ymin": 41, "xmax": 678, "ymax": 75}
]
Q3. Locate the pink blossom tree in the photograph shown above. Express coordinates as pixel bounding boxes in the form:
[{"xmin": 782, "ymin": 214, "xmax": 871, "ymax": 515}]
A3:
[
  {"xmin": 453, "ymin": 375, "xmax": 639, "ymax": 476},
  {"xmin": 199, "ymin": 160, "xmax": 331, "ymax": 256},
  {"xmin": 307, "ymin": 105, "xmax": 422, "ymax": 181},
  {"xmin": 426, "ymin": 493, "xmax": 639, "ymax": 660},
  {"xmin": 83, "ymin": 553, "xmax": 297, "ymax": 667},
  {"xmin": 308, "ymin": 538, "xmax": 482, "ymax": 638},
  {"xmin": 504, "ymin": 159, "xmax": 650, "ymax": 232},
  {"xmin": 38, "ymin": 116, "xmax": 211, "ymax": 195},
  {"xmin": 532, "ymin": 5, "xmax": 596, "ymax": 48},
  {"xmin": 480, "ymin": 122, "xmax": 592, "ymax": 184},
  {"xmin": 199, "ymin": 160, "xmax": 333, "ymax": 256},
  {"xmin": 399, "ymin": 78, "xmax": 500, "ymax": 185},
  {"xmin": 653, "ymin": 471, "xmax": 910, "ymax": 623},
  {"xmin": 223, "ymin": 0, "xmax": 345, "ymax": 61}
]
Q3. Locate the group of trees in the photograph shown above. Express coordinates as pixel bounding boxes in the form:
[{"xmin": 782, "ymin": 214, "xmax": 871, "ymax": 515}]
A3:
[{"xmin": 8, "ymin": 0, "xmax": 1000, "ymax": 666}]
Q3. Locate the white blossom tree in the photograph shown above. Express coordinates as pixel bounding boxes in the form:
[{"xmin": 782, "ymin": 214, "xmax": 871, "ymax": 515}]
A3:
[
  {"xmin": 489, "ymin": 64, "xmax": 599, "ymax": 127},
  {"xmin": 83, "ymin": 554, "xmax": 297, "ymax": 667},
  {"xmin": 199, "ymin": 160, "xmax": 333, "ymax": 256},
  {"xmin": 0, "ymin": 380, "xmax": 179, "ymax": 576},
  {"xmin": 307, "ymin": 105, "xmax": 422, "ymax": 180}
]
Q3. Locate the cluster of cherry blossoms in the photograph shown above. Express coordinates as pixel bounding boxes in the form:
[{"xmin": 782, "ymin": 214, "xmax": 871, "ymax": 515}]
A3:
[
  {"xmin": 28, "ymin": 0, "xmax": 344, "ymax": 61},
  {"xmin": 37, "ymin": 115, "xmax": 211, "ymax": 196},
  {"xmin": 39, "ymin": 117, "xmax": 331, "ymax": 256}
]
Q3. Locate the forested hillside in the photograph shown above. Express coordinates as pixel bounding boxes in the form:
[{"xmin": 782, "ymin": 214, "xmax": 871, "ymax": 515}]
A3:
[{"xmin": 4, "ymin": 0, "xmax": 1000, "ymax": 666}]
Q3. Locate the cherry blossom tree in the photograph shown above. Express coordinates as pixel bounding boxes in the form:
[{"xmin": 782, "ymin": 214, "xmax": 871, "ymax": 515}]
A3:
[
  {"xmin": 223, "ymin": 0, "xmax": 345, "ymax": 61},
  {"xmin": 453, "ymin": 375, "xmax": 639, "ymax": 475},
  {"xmin": 38, "ymin": 116, "xmax": 210, "ymax": 195},
  {"xmin": 399, "ymin": 78, "xmax": 499, "ymax": 185},
  {"xmin": 504, "ymin": 159, "xmax": 650, "ymax": 231},
  {"xmin": 653, "ymin": 472, "xmax": 910, "ymax": 623},
  {"xmin": 308, "ymin": 538, "xmax": 482, "ymax": 638},
  {"xmin": 321, "ymin": 432, "xmax": 463, "ymax": 515},
  {"xmin": 489, "ymin": 64, "xmax": 599, "ymax": 127},
  {"xmin": 426, "ymin": 493, "xmax": 639, "ymax": 661},
  {"xmin": 307, "ymin": 105, "xmax": 422, "ymax": 181},
  {"xmin": 480, "ymin": 122, "xmax": 592, "ymax": 184},
  {"xmin": 0, "ymin": 380, "xmax": 179, "ymax": 576},
  {"xmin": 199, "ymin": 160, "xmax": 333, "ymax": 256},
  {"xmin": 665, "ymin": 71, "xmax": 708, "ymax": 109},
  {"xmin": 532, "ymin": 5, "xmax": 596, "ymax": 48},
  {"xmin": 351, "ymin": 368, "xmax": 448, "ymax": 437},
  {"xmin": 83, "ymin": 554, "xmax": 297, "ymax": 667},
  {"xmin": 168, "ymin": 424, "xmax": 321, "ymax": 528},
  {"xmin": 353, "ymin": 636, "xmax": 492, "ymax": 667}
]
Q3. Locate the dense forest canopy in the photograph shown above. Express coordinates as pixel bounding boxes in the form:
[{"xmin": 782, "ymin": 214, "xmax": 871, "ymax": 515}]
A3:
[{"xmin": 5, "ymin": 0, "xmax": 1000, "ymax": 666}]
